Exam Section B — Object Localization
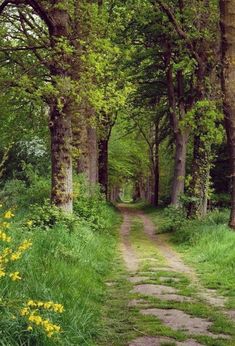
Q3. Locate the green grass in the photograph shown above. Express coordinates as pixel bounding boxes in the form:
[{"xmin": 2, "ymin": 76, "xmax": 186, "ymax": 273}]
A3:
[
  {"xmin": 0, "ymin": 205, "xmax": 121, "ymax": 345},
  {"xmin": 130, "ymin": 218, "xmax": 166, "ymax": 269}
]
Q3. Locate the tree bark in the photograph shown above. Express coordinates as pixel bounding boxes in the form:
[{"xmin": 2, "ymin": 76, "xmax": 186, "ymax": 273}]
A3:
[{"xmin": 220, "ymin": 0, "xmax": 235, "ymax": 228}]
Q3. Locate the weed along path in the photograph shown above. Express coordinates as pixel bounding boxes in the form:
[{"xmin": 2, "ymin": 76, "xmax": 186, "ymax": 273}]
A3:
[{"xmin": 101, "ymin": 205, "xmax": 235, "ymax": 346}]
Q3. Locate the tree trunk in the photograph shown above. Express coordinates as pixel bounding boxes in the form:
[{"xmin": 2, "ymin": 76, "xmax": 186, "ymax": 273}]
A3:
[
  {"xmin": 187, "ymin": 135, "xmax": 211, "ymax": 218},
  {"xmin": 220, "ymin": 0, "xmax": 235, "ymax": 228},
  {"xmin": 87, "ymin": 126, "xmax": 98, "ymax": 184},
  {"xmin": 76, "ymin": 119, "xmax": 89, "ymax": 176},
  {"xmin": 165, "ymin": 50, "xmax": 187, "ymax": 206},
  {"xmin": 171, "ymin": 70, "xmax": 187, "ymax": 206},
  {"xmin": 133, "ymin": 182, "xmax": 141, "ymax": 202},
  {"xmin": 188, "ymin": 60, "xmax": 212, "ymax": 218},
  {"xmin": 171, "ymin": 133, "xmax": 187, "ymax": 205},
  {"xmin": 152, "ymin": 168, "xmax": 159, "ymax": 206},
  {"xmin": 152, "ymin": 123, "xmax": 160, "ymax": 207},
  {"xmin": 76, "ymin": 122, "xmax": 98, "ymax": 185},
  {"xmin": 98, "ymin": 138, "xmax": 108, "ymax": 198},
  {"xmin": 48, "ymin": 8, "xmax": 73, "ymax": 213},
  {"xmin": 50, "ymin": 103, "xmax": 73, "ymax": 213}
]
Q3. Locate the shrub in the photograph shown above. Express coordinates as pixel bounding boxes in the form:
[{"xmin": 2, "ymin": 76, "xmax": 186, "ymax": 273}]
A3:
[
  {"xmin": 27, "ymin": 200, "xmax": 78, "ymax": 232},
  {"xmin": 0, "ymin": 174, "xmax": 50, "ymax": 209},
  {"xmin": 159, "ymin": 206, "xmax": 186, "ymax": 233},
  {"xmin": 73, "ymin": 175, "xmax": 116, "ymax": 232},
  {"xmin": 210, "ymin": 193, "xmax": 231, "ymax": 208},
  {"xmin": 0, "ymin": 179, "xmax": 26, "ymax": 209}
]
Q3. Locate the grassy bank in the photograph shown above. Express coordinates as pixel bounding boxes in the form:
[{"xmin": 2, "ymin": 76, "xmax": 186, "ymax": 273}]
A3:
[
  {"xmin": 144, "ymin": 206, "xmax": 235, "ymax": 306},
  {"xmin": 0, "ymin": 196, "xmax": 121, "ymax": 345}
]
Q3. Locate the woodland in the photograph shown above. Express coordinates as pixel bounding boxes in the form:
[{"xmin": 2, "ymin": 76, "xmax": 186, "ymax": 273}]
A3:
[{"xmin": 0, "ymin": 0, "xmax": 235, "ymax": 345}]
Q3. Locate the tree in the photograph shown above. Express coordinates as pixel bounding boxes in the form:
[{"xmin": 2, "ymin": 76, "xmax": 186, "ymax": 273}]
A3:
[
  {"xmin": 0, "ymin": 1, "xmax": 105, "ymax": 212},
  {"xmin": 220, "ymin": 0, "xmax": 235, "ymax": 228},
  {"xmin": 155, "ymin": 0, "xmax": 221, "ymax": 217}
]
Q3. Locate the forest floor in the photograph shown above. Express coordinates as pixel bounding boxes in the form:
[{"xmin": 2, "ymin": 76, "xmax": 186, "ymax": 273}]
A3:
[{"xmin": 98, "ymin": 205, "xmax": 235, "ymax": 346}]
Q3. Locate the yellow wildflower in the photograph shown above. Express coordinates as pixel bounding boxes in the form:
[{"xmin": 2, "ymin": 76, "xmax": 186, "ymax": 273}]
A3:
[
  {"xmin": 20, "ymin": 307, "xmax": 30, "ymax": 316},
  {"xmin": 10, "ymin": 252, "xmax": 21, "ymax": 261},
  {"xmin": 27, "ymin": 220, "xmax": 33, "ymax": 227},
  {"xmin": 28, "ymin": 314, "xmax": 43, "ymax": 326},
  {"xmin": 0, "ymin": 231, "xmax": 11, "ymax": 243},
  {"xmin": 9, "ymin": 271, "xmax": 21, "ymax": 281},
  {"xmin": 22, "ymin": 299, "xmax": 63, "ymax": 338},
  {"xmin": 52, "ymin": 303, "xmax": 64, "ymax": 313},
  {"xmin": 18, "ymin": 240, "xmax": 32, "ymax": 251},
  {"xmin": 4, "ymin": 211, "xmax": 14, "ymax": 219},
  {"xmin": 27, "ymin": 300, "xmax": 37, "ymax": 307},
  {"xmin": 0, "ymin": 270, "xmax": 6, "ymax": 278}
]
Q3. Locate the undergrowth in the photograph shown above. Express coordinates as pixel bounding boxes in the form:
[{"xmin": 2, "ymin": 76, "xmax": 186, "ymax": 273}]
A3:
[{"xmin": 0, "ymin": 175, "xmax": 121, "ymax": 345}]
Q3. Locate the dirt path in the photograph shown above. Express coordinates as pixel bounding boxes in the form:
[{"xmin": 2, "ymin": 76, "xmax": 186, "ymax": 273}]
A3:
[
  {"xmin": 118, "ymin": 205, "xmax": 235, "ymax": 346},
  {"xmin": 120, "ymin": 206, "xmax": 139, "ymax": 272}
]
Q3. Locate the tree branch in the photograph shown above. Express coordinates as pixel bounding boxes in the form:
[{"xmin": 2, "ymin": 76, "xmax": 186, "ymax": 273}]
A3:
[
  {"xmin": 0, "ymin": 0, "xmax": 11, "ymax": 13},
  {"xmin": 154, "ymin": 0, "xmax": 201, "ymax": 64},
  {"xmin": 0, "ymin": 45, "xmax": 47, "ymax": 52},
  {"xmin": 0, "ymin": 0, "xmax": 53, "ymax": 33},
  {"xmin": 27, "ymin": 0, "xmax": 53, "ymax": 32}
]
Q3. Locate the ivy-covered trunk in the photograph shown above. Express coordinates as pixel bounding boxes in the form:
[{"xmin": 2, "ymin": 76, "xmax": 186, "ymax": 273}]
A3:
[
  {"xmin": 187, "ymin": 135, "xmax": 211, "ymax": 218},
  {"xmin": 220, "ymin": 0, "xmax": 235, "ymax": 228},
  {"xmin": 50, "ymin": 103, "xmax": 73, "ymax": 213},
  {"xmin": 48, "ymin": 6, "xmax": 74, "ymax": 213},
  {"xmin": 187, "ymin": 63, "xmax": 212, "ymax": 218}
]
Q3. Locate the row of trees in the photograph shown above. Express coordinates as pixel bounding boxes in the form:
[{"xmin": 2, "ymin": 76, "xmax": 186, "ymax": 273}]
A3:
[
  {"xmin": 0, "ymin": 0, "xmax": 235, "ymax": 228},
  {"xmin": 0, "ymin": 0, "xmax": 131, "ymax": 212},
  {"xmin": 109, "ymin": 0, "xmax": 235, "ymax": 229}
]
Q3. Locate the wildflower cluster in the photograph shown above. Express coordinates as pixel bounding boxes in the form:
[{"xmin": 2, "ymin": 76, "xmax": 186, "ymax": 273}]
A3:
[
  {"xmin": 20, "ymin": 300, "xmax": 64, "ymax": 337},
  {"xmin": 0, "ymin": 210, "xmax": 32, "ymax": 281},
  {"xmin": 0, "ymin": 206, "xmax": 64, "ymax": 340},
  {"xmin": 0, "ymin": 209, "xmax": 32, "ymax": 281}
]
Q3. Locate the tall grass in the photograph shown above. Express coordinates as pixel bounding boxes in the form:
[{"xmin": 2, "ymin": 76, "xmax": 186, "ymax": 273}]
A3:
[{"xmin": 0, "ymin": 174, "xmax": 121, "ymax": 345}]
